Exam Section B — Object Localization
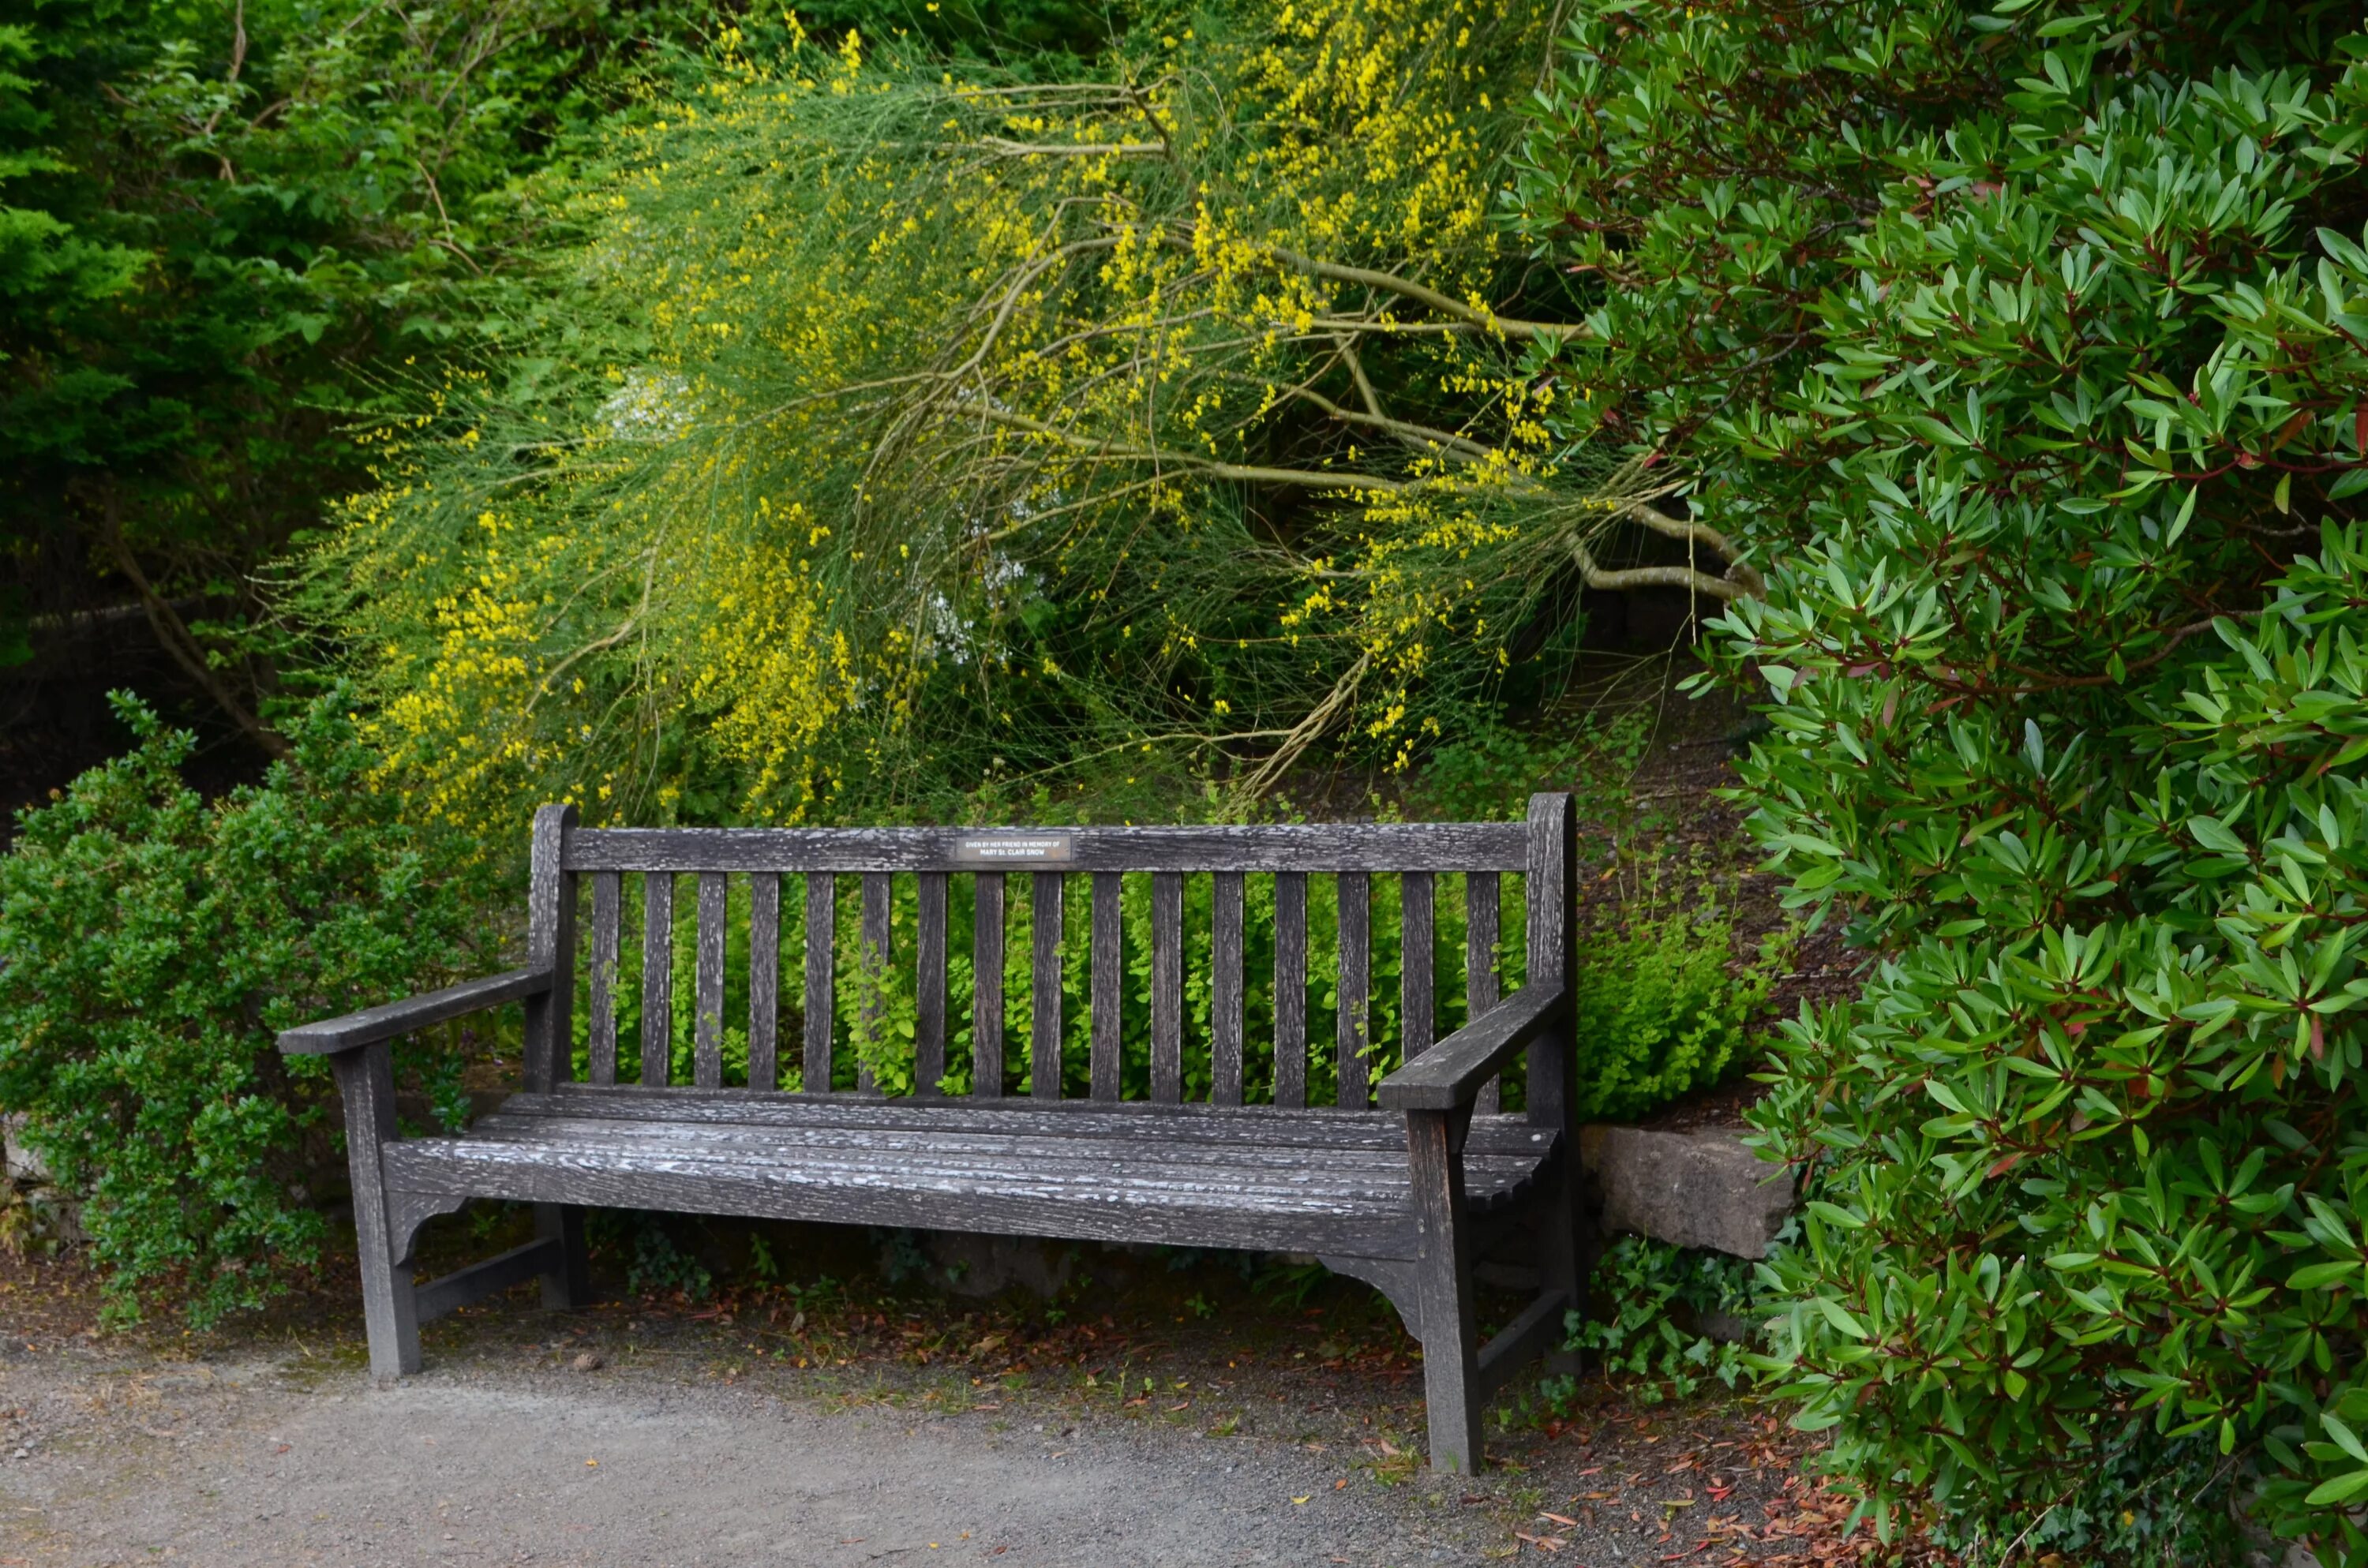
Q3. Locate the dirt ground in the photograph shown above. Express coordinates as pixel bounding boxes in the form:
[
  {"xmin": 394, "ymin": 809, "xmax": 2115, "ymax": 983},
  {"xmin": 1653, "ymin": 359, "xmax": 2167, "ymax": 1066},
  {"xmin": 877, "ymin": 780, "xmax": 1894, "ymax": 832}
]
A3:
[{"xmin": 0, "ymin": 1233, "xmax": 1895, "ymax": 1568}]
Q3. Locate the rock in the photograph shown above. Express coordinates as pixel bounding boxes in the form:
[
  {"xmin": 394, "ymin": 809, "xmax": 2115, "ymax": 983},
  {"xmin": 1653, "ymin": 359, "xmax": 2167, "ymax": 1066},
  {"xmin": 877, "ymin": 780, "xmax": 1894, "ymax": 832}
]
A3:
[
  {"xmin": 1580, "ymin": 1125, "xmax": 1793, "ymax": 1259},
  {"xmin": 2, "ymin": 1116, "xmax": 49, "ymax": 1184},
  {"xmin": 569, "ymin": 1352, "xmax": 603, "ymax": 1373}
]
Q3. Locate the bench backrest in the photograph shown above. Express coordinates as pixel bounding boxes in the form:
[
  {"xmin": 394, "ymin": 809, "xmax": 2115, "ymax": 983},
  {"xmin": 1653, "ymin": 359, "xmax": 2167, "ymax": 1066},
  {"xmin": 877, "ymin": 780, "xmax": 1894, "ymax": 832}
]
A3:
[{"xmin": 520, "ymin": 793, "xmax": 1575, "ymax": 1129}]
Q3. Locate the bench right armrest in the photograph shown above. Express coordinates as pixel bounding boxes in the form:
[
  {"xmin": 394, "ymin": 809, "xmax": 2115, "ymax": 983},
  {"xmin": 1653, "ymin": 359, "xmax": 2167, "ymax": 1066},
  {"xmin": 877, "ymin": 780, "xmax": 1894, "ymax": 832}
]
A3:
[
  {"xmin": 277, "ymin": 968, "xmax": 553, "ymax": 1057},
  {"xmin": 1375, "ymin": 982, "xmax": 1565, "ymax": 1113}
]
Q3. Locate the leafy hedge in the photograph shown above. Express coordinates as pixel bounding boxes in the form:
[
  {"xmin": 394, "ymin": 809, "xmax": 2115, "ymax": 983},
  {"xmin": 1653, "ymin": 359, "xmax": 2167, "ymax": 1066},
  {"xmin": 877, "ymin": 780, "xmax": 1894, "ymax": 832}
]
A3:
[
  {"xmin": 1514, "ymin": 2, "xmax": 2368, "ymax": 1561},
  {"xmin": 0, "ymin": 695, "xmax": 493, "ymax": 1326}
]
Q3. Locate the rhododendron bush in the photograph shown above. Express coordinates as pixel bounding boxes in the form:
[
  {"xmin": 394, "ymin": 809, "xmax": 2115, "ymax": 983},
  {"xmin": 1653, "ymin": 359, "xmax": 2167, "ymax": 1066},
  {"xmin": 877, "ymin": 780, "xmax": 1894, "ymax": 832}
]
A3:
[{"xmin": 1510, "ymin": 2, "xmax": 2368, "ymax": 1559}]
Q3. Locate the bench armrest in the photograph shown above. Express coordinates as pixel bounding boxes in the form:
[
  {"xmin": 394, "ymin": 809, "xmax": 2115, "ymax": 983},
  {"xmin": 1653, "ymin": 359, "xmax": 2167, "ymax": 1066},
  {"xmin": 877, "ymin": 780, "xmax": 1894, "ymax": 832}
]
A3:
[
  {"xmin": 1375, "ymin": 982, "xmax": 1566, "ymax": 1112},
  {"xmin": 277, "ymin": 968, "xmax": 553, "ymax": 1057}
]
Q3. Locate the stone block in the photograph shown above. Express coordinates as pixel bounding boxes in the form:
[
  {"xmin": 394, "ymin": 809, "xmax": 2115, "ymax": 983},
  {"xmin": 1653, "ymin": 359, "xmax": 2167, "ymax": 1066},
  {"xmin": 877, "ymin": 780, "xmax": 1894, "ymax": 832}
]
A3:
[{"xmin": 1579, "ymin": 1125, "xmax": 1793, "ymax": 1259}]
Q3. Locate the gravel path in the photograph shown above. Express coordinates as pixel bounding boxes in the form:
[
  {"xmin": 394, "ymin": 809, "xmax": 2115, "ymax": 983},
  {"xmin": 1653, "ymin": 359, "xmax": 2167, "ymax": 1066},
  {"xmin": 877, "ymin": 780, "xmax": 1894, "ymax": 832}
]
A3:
[
  {"xmin": 0, "ymin": 1248, "xmax": 1836, "ymax": 1567},
  {"xmin": 0, "ymin": 1348, "xmax": 1523, "ymax": 1566}
]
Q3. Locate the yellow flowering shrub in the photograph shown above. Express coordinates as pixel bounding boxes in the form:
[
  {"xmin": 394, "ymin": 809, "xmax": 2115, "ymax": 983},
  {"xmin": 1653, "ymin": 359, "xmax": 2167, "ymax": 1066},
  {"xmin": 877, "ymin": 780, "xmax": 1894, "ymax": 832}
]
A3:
[{"xmin": 317, "ymin": 3, "xmax": 1737, "ymax": 831}]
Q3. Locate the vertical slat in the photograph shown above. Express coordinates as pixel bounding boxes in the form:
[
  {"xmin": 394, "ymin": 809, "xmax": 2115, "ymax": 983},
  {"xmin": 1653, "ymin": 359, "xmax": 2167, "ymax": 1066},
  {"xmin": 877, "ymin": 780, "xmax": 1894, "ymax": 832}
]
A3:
[
  {"xmin": 804, "ymin": 873, "xmax": 835, "ymax": 1094},
  {"xmin": 1150, "ymin": 870, "xmax": 1184, "ymax": 1102},
  {"xmin": 694, "ymin": 872, "xmax": 727, "ymax": 1091},
  {"xmin": 641, "ymin": 870, "xmax": 674, "ymax": 1087},
  {"xmin": 748, "ymin": 871, "xmax": 779, "ymax": 1091},
  {"xmin": 1273, "ymin": 870, "xmax": 1308, "ymax": 1110},
  {"xmin": 1210, "ymin": 870, "xmax": 1245, "ymax": 1107},
  {"xmin": 523, "ymin": 803, "xmax": 577, "ymax": 1093},
  {"xmin": 1336, "ymin": 870, "xmax": 1370, "ymax": 1110},
  {"xmin": 972, "ymin": 874, "xmax": 1006, "ymax": 1098},
  {"xmin": 588, "ymin": 870, "xmax": 620, "ymax": 1087},
  {"xmin": 1402, "ymin": 870, "xmax": 1435, "ymax": 1061},
  {"xmin": 915, "ymin": 872, "xmax": 947, "ymax": 1096},
  {"xmin": 1030, "ymin": 872, "xmax": 1064, "ymax": 1099},
  {"xmin": 1090, "ymin": 872, "xmax": 1122, "ymax": 1102},
  {"xmin": 1525, "ymin": 793, "xmax": 1577, "ymax": 1131},
  {"xmin": 858, "ymin": 872, "xmax": 891, "ymax": 1094},
  {"xmin": 1467, "ymin": 870, "xmax": 1501, "ymax": 1116}
]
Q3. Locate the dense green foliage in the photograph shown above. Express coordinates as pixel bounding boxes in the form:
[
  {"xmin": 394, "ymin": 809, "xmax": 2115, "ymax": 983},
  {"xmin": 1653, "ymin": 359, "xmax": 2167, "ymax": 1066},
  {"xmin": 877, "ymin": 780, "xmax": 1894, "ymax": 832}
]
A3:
[
  {"xmin": 305, "ymin": 0, "xmax": 1708, "ymax": 835},
  {"xmin": 1569, "ymin": 867, "xmax": 1774, "ymax": 1124},
  {"xmin": 1513, "ymin": 2, "xmax": 2368, "ymax": 1559},
  {"xmin": 0, "ymin": 0, "xmax": 718, "ymax": 736},
  {"xmin": 0, "ymin": 694, "xmax": 492, "ymax": 1325}
]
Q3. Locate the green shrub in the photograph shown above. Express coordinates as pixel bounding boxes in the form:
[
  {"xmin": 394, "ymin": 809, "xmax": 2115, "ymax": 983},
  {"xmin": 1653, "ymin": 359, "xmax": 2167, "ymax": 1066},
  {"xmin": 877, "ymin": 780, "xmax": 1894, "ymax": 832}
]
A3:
[
  {"xmin": 0, "ymin": 694, "xmax": 494, "ymax": 1327},
  {"xmin": 1514, "ymin": 2, "xmax": 2368, "ymax": 1559},
  {"xmin": 1572, "ymin": 866, "xmax": 1777, "ymax": 1125}
]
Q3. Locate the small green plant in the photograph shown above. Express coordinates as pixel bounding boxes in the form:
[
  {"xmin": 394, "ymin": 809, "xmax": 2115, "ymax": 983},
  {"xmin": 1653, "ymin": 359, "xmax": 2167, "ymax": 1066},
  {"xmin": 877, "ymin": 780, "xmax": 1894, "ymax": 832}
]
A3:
[
  {"xmin": 1571, "ymin": 863, "xmax": 1781, "ymax": 1124},
  {"xmin": 620, "ymin": 1215, "xmax": 714, "ymax": 1301},
  {"xmin": 0, "ymin": 692, "xmax": 493, "ymax": 1327},
  {"xmin": 1536, "ymin": 1235, "xmax": 1760, "ymax": 1414}
]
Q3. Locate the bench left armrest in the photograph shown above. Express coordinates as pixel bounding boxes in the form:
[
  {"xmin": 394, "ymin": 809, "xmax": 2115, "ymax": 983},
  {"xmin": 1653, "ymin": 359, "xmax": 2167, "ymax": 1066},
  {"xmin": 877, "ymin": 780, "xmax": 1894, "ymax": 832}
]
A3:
[
  {"xmin": 1375, "ymin": 982, "xmax": 1565, "ymax": 1113},
  {"xmin": 276, "ymin": 967, "xmax": 554, "ymax": 1057}
]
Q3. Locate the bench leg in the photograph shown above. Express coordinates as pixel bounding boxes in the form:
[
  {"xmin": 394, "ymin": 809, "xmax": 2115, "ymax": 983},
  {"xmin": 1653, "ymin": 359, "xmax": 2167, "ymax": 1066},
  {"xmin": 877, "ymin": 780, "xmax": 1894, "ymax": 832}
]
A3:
[
  {"xmin": 1408, "ymin": 1106, "xmax": 1484, "ymax": 1473},
  {"xmin": 537, "ymin": 1203, "xmax": 591, "ymax": 1309},
  {"xmin": 332, "ymin": 1042, "xmax": 422, "ymax": 1379},
  {"xmin": 1537, "ymin": 1155, "xmax": 1592, "ymax": 1375}
]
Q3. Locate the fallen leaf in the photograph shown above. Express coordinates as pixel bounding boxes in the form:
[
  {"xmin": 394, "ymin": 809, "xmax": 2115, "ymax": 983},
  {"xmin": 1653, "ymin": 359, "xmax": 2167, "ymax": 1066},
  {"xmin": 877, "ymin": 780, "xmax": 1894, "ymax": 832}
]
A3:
[{"xmin": 1292, "ymin": 1495, "xmax": 1312, "ymax": 1506}]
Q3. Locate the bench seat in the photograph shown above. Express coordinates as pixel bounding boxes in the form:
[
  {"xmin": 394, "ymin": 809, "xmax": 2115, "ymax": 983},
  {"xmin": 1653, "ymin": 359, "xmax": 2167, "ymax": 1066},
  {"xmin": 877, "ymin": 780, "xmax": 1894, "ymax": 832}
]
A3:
[
  {"xmin": 384, "ymin": 1090, "xmax": 1562, "ymax": 1263},
  {"xmin": 286, "ymin": 793, "xmax": 1589, "ymax": 1473}
]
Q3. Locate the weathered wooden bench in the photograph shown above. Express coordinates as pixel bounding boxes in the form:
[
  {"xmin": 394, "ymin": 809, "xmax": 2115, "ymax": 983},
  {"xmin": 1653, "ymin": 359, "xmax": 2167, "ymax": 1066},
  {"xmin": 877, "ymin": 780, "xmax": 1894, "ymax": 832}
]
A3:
[{"xmin": 279, "ymin": 794, "xmax": 1583, "ymax": 1470}]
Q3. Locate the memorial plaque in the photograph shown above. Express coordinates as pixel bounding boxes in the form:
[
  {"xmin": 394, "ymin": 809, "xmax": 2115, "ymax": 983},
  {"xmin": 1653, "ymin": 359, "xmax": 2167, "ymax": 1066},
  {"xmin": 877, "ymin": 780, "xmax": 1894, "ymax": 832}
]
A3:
[{"xmin": 953, "ymin": 833, "xmax": 1076, "ymax": 864}]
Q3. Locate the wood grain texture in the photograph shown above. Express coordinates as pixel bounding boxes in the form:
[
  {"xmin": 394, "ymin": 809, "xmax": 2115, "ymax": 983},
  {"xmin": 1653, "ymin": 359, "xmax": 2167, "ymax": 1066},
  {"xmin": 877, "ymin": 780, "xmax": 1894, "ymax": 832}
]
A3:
[
  {"xmin": 277, "ymin": 968, "xmax": 551, "ymax": 1055},
  {"xmin": 414, "ymin": 1237, "xmax": 564, "ymax": 1325},
  {"xmin": 973, "ymin": 873, "xmax": 1005, "ymax": 1098},
  {"xmin": 384, "ymin": 1136, "xmax": 1419, "ymax": 1259},
  {"xmin": 1466, "ymin": 870, "xmax": 1501, "ymax": 1116},
  {"xmin": 1408, "ymin": 1106, "xmax": 1481, "ymax": 1473},
  {"xmin": 1474, "ymin": 1286, "xmax": 1568, "ymax": 1403},
  {"xmin": 1273, "ymin": 871, "xmax": 1307, "ymax": 1110},
  {"xmin": 463, "ymin": 1111, "xmax": 1544, "ymax": 1197},
  {"xmin": 859, "ymin": 872, "xmax": 891, "ymax": 1095},
  {"xmin": 915, "ymin": 872, "xmax": 947, "ymax": 1097},
  {"xmin": 1030, "ymin": 872, "xmax": 1063, "ymax": 1100},
  {"xmin": 1376, "ymin": 982, "xmax": 1564, "ymax": 1111},
  {"xmin": 804, "ymin": 873, "xmax": 835, "ymax": 1094},
  {"xmin": 1524, "ymin": 793, "xmax": 1576, "ymax": 1132},
  {"xmin": 1210, "ymin": 871, "xmax": 1245, "ymax": 1107},
  {"xmin": 569, "ymin": 822, "xmax": 1528, "ymax": 875},
  {"xmin": 535, "ymin": 1201, "xmax": 590, "ymax": 1310},
  {"xmin": 330, "ymin": 1041, "xmax": 419, "ymax": 1377},
  {"xmin": 1151, "ymin": 870, "xmax": 1184, "ymax": 1103},
  {"xmin": 695, "ymin": 872, "xmax": 727, "ymax": 1091},
  {"xmin": 641, "ymin": 871, "xmax": 674, "ymax": 1087},
  {"xmin": 588, "ymin": 871, "xmax": 621, "ymax": 1087},
  {"xmin": 1336, "ymin": 871, "xmax": 1370, "ymax": 1110},
  {"xmin": 748, "ymin": 872, "xmax": 780, "ymax": 1092},
  {"xmin": 523, "ymin": 804, "xmax": 577, "ymax": 1093},
  {"xmin": 519, "ymin": 1084, "xmax": 1558, "ymax": 1162},
  {"xmin": 1090, "ymin": 872, "xmax": 1122, "ymax": 1102},
  {"xmin": 1402, "ymin": 870, "xmax": 1433, "ymax": 1061}
]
